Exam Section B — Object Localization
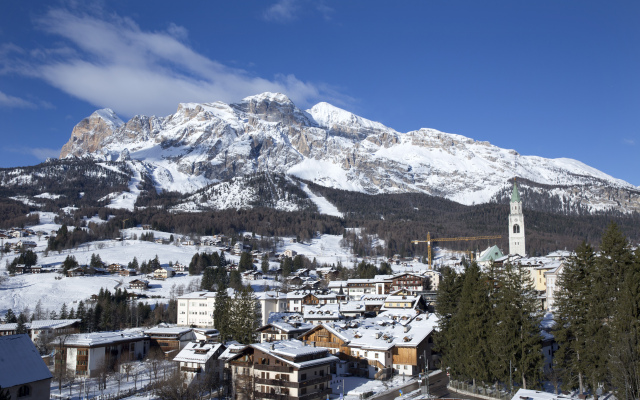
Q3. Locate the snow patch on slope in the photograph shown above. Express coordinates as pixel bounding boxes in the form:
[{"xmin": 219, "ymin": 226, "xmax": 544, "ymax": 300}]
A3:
[{"xmin": 299, "ymin": 183, "xmax": 343, "ymax": 218}]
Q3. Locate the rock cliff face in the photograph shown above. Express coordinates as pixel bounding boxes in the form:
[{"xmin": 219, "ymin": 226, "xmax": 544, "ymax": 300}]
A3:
[{"xmin": 59, "ymin": 92, "xmax": 640, "ymax": 213}]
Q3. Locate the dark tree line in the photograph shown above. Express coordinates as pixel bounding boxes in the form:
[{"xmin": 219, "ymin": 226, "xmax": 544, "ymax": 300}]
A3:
[
  {"xmin": 0, "ymin": 199, "xmax": 39, "ymax": 229},
  {"xmin": 0, "ymin": 159, "xmax": 131, "ymax": 209},
  {"xmin": 436, "ymin": 261, "xmax": 543, "ymax": 391},
  {"xmin": 306, "ymin": 180, "xmax": 640, "ymax": 258},
  {"xmin": 553, "ymin": 223, "xmax": 640, "ymax": 400}
]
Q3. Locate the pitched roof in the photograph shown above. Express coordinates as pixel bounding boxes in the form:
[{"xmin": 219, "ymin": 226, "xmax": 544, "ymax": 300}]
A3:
[{"xmin": 0, "ymin": 334, "xmax": 52, "ymax": 388}]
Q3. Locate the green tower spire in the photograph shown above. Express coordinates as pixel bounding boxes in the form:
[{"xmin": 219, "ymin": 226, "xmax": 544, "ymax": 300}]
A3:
[{"xmin": 510, "ymin": 180, "xmax": 521, "ymax": 203}]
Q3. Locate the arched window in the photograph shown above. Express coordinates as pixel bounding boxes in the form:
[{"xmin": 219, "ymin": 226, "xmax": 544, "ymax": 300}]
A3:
[
  {"xmin": 513, "ymin": 224, "xmax": 520, "ymax": 234},
  {"xmin": 18, "ymin": 385, "xmax": 30, "ymax": 397}
]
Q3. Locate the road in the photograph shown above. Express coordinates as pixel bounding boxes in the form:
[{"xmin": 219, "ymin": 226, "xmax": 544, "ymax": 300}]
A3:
[{"xmin": 371, "ymin": 370, "xmax": 485, "ymax": 400}]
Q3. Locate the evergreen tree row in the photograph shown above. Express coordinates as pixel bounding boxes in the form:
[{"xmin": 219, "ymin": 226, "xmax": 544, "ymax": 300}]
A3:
[
  {"xmin": 553, "ymin": 223, "xmax": 640, "ymax": 399},
  {"xmin": 436, "ymin": 261, "xmax": 543, "ymax": 390}
]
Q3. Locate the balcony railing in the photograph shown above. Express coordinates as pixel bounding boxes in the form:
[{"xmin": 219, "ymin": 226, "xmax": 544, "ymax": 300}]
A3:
[
  {"xmin": 253, "ymin": 364, "xmax": 293, "ymax": 373},
  {"xmin": 255, "ymin": 375, "xmax": 330, "ymax": 389},
  {"xmin": 181, "ymin": 366, "xmax": 202, "ymax": 373}
]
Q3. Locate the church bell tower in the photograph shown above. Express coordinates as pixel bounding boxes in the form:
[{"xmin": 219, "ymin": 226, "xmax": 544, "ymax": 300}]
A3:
[{"xmin": 509, "ymin": 181, "xmax": 526, "ymax": 256}]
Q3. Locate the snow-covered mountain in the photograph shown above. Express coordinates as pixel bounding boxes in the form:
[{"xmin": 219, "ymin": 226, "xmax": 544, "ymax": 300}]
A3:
[{"xmin": 60, "ymin": 92, "xmax": 640, "ymax": 213}]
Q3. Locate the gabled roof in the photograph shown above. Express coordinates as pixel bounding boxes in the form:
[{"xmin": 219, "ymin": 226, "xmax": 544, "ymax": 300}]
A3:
[
  {"xmin": 0, "ymin": 334, "xmax": 52, "ymax": 388},
  {"xmin": 477, "ymin": 245, "xmax": 504, "ymax": 262},
  {"xmin": 232, "ymin": 340, "xmax": 337, "ymax": 369},
  {"xmin": 302, "ymin": 313, "xmax": 439, "ymax": 351}
]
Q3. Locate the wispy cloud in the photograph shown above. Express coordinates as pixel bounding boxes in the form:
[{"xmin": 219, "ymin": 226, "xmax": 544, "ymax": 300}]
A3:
[
  {"xmin": 263, "ymin": 0, "xmax": 299, "ymax": 23},
  {"xmin": 623, "ymin": 138, "xmax": 635, "ymax": 146},
  {"xmin": 263, "ymin": 0, "xmax": 335, "ymax": 23},
  {"xmin": 5, "ymin": 146, "xmax": 61, "ymax": 161},
  {"xmin": 0, "ymin": 90, "xmax": 37, "ymax": 108},
  {"xmin": 2, "ymin": 8, "xmax": 350, "ymax": 117}
]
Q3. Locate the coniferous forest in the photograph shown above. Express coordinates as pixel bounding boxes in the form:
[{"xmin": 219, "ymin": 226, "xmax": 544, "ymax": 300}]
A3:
[{"xmin": 436, "ymin": 223, "xmax": 640, "ymax": 400}]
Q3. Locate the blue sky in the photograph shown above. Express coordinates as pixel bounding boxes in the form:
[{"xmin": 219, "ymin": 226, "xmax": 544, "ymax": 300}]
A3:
[{"xmin": 1, "ymin": 1, "xmax": 639, "ymax": 186}]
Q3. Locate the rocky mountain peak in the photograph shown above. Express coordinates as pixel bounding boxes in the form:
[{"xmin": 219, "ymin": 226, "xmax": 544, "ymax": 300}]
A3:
[
  {"xmin": 57, "ymin": 93, "xmax": 640, "ymax": 214},
  {"xmin": 60, "ymin": 108, "xmax": 125, "ymax": 158}
]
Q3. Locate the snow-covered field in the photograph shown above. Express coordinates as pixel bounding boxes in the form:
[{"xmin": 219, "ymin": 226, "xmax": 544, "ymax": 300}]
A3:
[{"xmin": 0, "ymin": 219, "xmax": 431, "ymax": 317}]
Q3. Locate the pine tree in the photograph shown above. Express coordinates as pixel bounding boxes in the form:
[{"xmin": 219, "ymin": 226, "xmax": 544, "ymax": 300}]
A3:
[
  {"xmin": 62, "ymin": 255, "xmax": 78, "ymax": 273},
  {"xmin": 238, "ymin": 252, "xmax": 253, "ymax": 272},
  {"xmin": 230, "ymin": 286, "xmax": 259, "ymax": 344},
  {"xmin": 452, "ymin": 262, "xmax": 492, "ymax": 386},
  {"xmin": 508, "ymin": 263, "xmax": 543, "ymax": 389},
  {"xmin": 554, "ymin": 241, "xmax": 595, "ymax": 393},
  {"xmin": 4, "ymin": 309, "xmax": 17, "ymax": 323},
  {"xmin": 201, "ymin": 267, "xmax": 215, "ymax": 291},
  {"xmin": 261, "ymin": 253, "xmax": 270, "ymax": 274},
  {"xmin": 90, "ymin": 253, "xmax": 103, "ymax": 268},
  {"xmin": 213, "ymin": 286, "xmax": 231, "ymax": 343},
  {"xmin": 434, "ymin": 266, "xmax": 463, "ymax": 375},
  {"xmin": 229, "ymin": 270, "xmax": 243, "ymax": 291},
  {"xmin": 16, "ymin": 312, "xmax": 28, "ymax": 334},
  {"xmin": 608, "ymin": 251, "xmax": 640, "ymax": 400},
  {"xmin": 76, "ymin": 301, "xmax": 87, "ymax": 332},
  {"xmin": 60, "ymin": 303, "xmax": 68, "ymax": 320}
]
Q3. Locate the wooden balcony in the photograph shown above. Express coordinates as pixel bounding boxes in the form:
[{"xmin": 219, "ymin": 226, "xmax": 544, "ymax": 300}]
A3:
[
  {"xmin": 253, "ymin": 364, "xmax": 293, "ymax": 373},
  {"xmin": 255, "ymin": 374, "xmax": 330, "ymax": 389},
  {"xmin": 181, "ymin": 366, "xmax": 202, "ymax": 373}
]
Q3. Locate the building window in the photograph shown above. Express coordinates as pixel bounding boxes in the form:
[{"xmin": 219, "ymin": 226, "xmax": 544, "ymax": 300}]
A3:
[
  {"xmin": 18, "ymin": 385, "xmax": 30, "ymax": 397},
  {"xmin": 513, "ymin": 224, "xmax": 520, "ymax": 234}
]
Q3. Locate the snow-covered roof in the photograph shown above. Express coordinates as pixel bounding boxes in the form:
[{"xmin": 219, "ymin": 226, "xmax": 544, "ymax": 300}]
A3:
[
  {"xmin": 0, "ymin": 334, "xmax": 52, "ymax": 388},
  {"xmin": 173, "ymin": 342, "xmax": 224, "ymax": 363},
  {"xmin": 218, "ymin": 343, "xmax": 248, "ymax": 360},
  {"xmin": 309, "ymin": 312, "xmax": 438, "ymax": 351},
  {"xmin": 144, "ymin": 326, "xmax": 193, "ymax": 335},
  {"xmin": 254, "ymin": 291, "xmax": 287, "ymax": 300},
  {"xmin": 511, "ymin": 388, "xmax": 580, "ymax": 400},
  {"xmin": 249, "ymin": 339, "xmax": 338, "ymax": 369},
  {"xmin": 0, "ymin": 319, "xmax": 80, "ymax": 331},
  {"xmin": 64, "ymin": 329, "xmax": 148, "ymax": 347},
  {"xmin": 304, "ymin": 303, "xmax": 341, "ymax": 320}
]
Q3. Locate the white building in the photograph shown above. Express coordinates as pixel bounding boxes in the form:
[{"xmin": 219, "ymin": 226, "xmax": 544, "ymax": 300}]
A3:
[
  {"xmin": 58, "ymin": 330, "xmax": 150, "ymax": 377},
  {"xmin": 177, "ymin": 289, "xmax": 236, "ymax": 328},
  {"xmin": 254, "ymin": 291, "xmax": 288, "ymax": 326}
]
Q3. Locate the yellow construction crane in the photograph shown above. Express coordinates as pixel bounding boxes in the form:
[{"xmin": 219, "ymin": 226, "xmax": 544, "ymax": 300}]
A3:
[{"xmin": 412, "ymin": 232, "xmax": 502, "ymax": 269}]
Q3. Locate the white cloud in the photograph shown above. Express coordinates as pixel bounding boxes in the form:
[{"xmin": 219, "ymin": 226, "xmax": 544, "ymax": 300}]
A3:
[
  {"xmin": 9, "ymin": 8, "xmax": 349, "ymax": 118},
  {"xmin": 263, "ymin": 0, "xmax": 299, "ymax": 22},
  {"xmin": 0, "ymin": 90, "xmax": 36, "ymax": 108},
  {"xmin": 623, "ymin": 138, "xmax": 635, "ymax": 146}
]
